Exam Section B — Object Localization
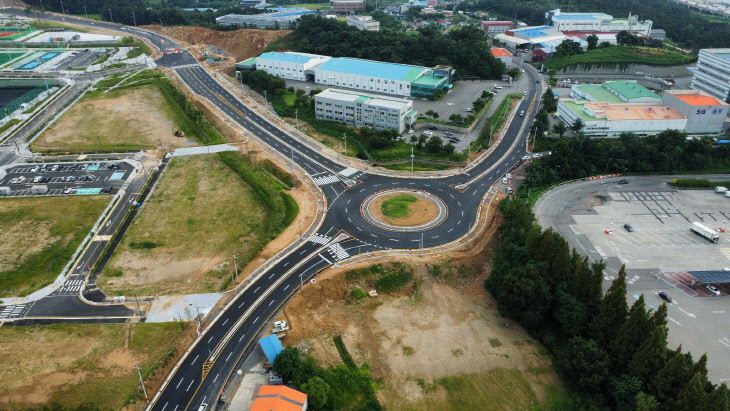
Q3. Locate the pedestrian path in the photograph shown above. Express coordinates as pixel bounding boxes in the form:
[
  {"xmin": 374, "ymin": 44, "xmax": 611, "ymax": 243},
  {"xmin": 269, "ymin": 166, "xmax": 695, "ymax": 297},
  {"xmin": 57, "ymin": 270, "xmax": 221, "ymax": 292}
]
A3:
[
  {"xmin": 338, "ymin": 167, "xmax": 359, "ymax": 177},
  {"xmin": 314, "ymin": 175, "xmax": 339, "ymax": 186},
  {"xmin": 171, "ymin": 144, "xmax": 238, "ymax": 157},
  {"xmin": 327, "ymin": 243, "xmax": 349, "ymax": 261},
  {"xmin": 308, "ymin": 233, "xmax": 331, "ymax": 245}
]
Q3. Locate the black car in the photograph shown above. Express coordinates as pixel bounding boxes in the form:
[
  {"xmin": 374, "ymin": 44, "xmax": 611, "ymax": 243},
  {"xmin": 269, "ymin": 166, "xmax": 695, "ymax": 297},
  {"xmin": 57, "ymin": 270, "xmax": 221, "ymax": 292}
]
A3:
[
  {"xmin": 101, "ymin": 187, "xmax": 113, "ymax": 194},
  {"xmin": 658, "ymin": 292, "xmax": 672, "ymax": 303},
  {"xmin": 624, "ymin": 224, "xmax": 634, "ymax": 232},
  {"xmin": 427, "ymin": 126, "xmax": 437, "ymax": 130},
  {"xmin": 618, "ymin": 179, "xmax": 629, "ymax": 184},
  {"xmin": 356, "ymin": 152, "xmax": 368, "ymax": 160}
]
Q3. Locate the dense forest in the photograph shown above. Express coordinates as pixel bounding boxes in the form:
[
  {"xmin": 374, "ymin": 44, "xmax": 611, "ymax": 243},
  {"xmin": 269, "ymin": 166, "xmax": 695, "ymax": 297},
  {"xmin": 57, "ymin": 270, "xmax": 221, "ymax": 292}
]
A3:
[
  {"xmin": 456, "ymin": 0, "xmax": 730, "ymax": 49},
  {"xmin": 488, "ymin": 198, "xmax": 730, "ymax": 409},
  {"xmin": 290, "ymin": 15, "xmax": 506, "ymax": 79}
]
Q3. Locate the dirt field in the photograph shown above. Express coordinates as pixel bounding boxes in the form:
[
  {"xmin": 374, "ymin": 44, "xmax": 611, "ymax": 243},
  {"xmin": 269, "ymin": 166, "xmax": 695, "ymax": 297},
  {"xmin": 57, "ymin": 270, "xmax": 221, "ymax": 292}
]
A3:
[
  {"xmin": 370, "ymin": 193, "xmax": 439, "ymax": 227},
  {"xmin": 276, "ymin": 209, "xmax": 564, "ymax": 410},
  {"xmin": 143, "ymin": 25, "xmax": 291, "ymax": 72},
  {"xmin": 100, "ymin": 154, "xmax": 273, "ymax": 296},
  {"xmin": 0, "ymin": 196, "xmax": 109, "ymax": 298},
  {"xmin": 0, "ymin": 322, "xmax": 188, "ymax": 409},
  {"xmin": 33, "ymin": 84, "xmax": 197, "ymax": 153}
]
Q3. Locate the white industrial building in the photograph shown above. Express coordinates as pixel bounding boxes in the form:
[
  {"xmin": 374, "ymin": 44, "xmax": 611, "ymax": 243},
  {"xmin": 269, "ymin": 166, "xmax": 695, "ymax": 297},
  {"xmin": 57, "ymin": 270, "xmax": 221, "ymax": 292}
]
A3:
[
  {"xmin": 546, "ymin": 9, "xmax": 653, "ymax": 36},
  {"xmin": 346, "ymin": 15, "xmax": 380, "ymax": 31},
  {"xmin": 314, "ymin": 88, "xmax": 417, "ymax": 133},
  {"xmin": 255, "ymin": 52, "xmax": 331, "ymax": 81},
  {"xmin": 215, "ymin": 8, "xmax": 314, "ymax": 28},
  {"xmin": 690, "ymin": 48, "xmax": 730, "ymax": 104},
  {"xmin": 557, "ymin": 88, "xmax": 728, "ymax": 136}
]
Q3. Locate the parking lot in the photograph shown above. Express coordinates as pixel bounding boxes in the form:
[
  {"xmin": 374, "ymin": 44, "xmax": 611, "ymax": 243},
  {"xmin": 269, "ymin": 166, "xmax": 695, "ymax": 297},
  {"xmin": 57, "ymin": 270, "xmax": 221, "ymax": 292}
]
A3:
[
  {"xmin": 535, "ymin": 176, "xmax": 730, "ymax": 383},
  {"xmin": 0, "ymin": 160, "xmax": 132, "ymax": 196},
  {"xmin": 51, "ymin": 49, "xmax": 106, "ymax": 70}
]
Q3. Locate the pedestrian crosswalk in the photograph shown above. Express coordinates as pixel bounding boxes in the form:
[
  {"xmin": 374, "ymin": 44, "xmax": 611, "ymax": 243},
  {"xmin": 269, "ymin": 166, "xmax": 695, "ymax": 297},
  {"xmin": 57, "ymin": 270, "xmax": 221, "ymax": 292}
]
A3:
[
  {"xmin": 327, "ymin": 243, "xmax": 350, "ymax": 261},
  {"xmin": 172, "ymin": 64, "xmax": 198, "ymax": 69},
  {"xmin": 338, "ymin": 167, "xmax": 359, "ymax": 177},
  {"xmin": 309, "ymin": 233, "xmax": 331, "ymax": 245},
  {"xmin": 0, "ymin": 303, "xmax": 28, "ymax": 319},
  {"xmin": 54, "ymin": 279, "xmax": 84, "ymax": 295},
  {"xmin": 314, "ymin": 175, "xmax": 340, "ymax": 186}
]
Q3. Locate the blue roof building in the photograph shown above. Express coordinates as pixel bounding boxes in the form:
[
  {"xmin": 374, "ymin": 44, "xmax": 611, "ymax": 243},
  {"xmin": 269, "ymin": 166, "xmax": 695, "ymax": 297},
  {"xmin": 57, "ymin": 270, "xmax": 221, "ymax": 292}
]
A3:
[{"xmin": 259, "ymin": 335, "xmax": 284, "ymax": 364}]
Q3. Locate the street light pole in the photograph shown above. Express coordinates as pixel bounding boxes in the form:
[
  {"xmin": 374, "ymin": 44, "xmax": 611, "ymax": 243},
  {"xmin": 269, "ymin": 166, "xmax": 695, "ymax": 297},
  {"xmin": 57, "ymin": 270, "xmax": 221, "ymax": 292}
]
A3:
[
  {"xmin": 132, "ymin": 11, "xmax": 136, "ymax": 26},
  {"xmin": 299, "ymin": 273, "xmax": 303, "ymax": 291},
  {"xmin": 83, "ymin": 5, "xmax": 87, "ymax": 19},
  {"xmin": 159, "ymin": 19, "xmax": 163, "ymax": 29},
  {"xmin": 295, "ymin": 108, "xmax": 298, "ymax": 130},
  {"xmin": 60, "ymin": 0, "xmax": 64, "ymax": 14},
  {"xmin": 108, "ymin": 8, "xmax": 113, "ymax": 23},
  {"xmin": 133, "ymin": 366, "xmax": 148, "ymax": 401},
  {"xmin": 263, "ymin": 90, "xmax": 267, "ymax": 108},
  {"xmin": 605, "ymin": 157, "xmax": 611, "ymax": 174}
]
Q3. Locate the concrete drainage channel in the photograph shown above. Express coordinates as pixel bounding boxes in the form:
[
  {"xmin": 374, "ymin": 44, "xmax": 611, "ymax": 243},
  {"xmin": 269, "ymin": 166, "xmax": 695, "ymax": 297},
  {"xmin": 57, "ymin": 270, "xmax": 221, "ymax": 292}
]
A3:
[{"xmin": 360, "ymin": 188, "xmax": 448, "ymax": 232}]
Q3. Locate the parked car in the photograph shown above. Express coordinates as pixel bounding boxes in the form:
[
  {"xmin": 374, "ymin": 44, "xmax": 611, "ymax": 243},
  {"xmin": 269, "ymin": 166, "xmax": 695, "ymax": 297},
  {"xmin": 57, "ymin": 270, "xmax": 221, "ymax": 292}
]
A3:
[
  {"xmin": 31, "ymin": 166, "xmax": 39, "ymax": 172},
  {"xmin": 423, "ymin": 130, "xmax": 433, "ymax": 137},
  {"xmin": 532, "ymin": 153, "xmax": 542, "ymax": 158},
  {"xmin": 706, "ymin": 284, "xmax": 721, "ymax": 296},
  {"xmin": 101, "ymin": 186, "xmax": 113, "ymax": 194},
  {"xmin": 51, "ymin": 165, "xmax": 58, "ymax": 171},
  {"xmin": 658, "ymin": 292, "xmax": 673, "ymax": 303},
  {"xmin": 407, "ymin": 128, "xmax": 414, "ymax": 134},
  {"xmin": 522, "ymin": 91, "xmax": 527, "ymax": 96},
  {"xmin": 466, "ymin": 108, "xmax": 475, "ymax": 113},
  {"xmin": 81, "ymin": 164, "xmax": 88, "ymax": 170},
  {"xmin": 494, "ymin": 86, "xmax": 503, "ymax": 90},
  {"xmin": 618, "ymin": 179, "xmax": 629, "ymax": 184},
  {"xmin": 624, "ymin": 224, "xmax": 634, "ymax": 232},
  {"xmin": 521, "ymin": 155, "xmax": 530, "ymax": 161},
  {"xmin": 33, "ymin": 176, "xmax": 42, "ymax": 183},
  {"xmin": 64, "ymin": 187, "xmax": 72, "ymax": 194},
  {"xmin": 427, "ymin": 126, "xmax": 437, "ymax": 130}
]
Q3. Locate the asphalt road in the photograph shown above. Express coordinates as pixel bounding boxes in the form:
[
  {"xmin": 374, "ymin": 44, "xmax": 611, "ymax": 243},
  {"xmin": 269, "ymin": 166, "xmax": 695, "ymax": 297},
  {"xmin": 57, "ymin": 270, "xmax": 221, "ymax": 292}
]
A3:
[{"xmin": 1, "ymin": 9, "xmax": 542, "ymax": 409}]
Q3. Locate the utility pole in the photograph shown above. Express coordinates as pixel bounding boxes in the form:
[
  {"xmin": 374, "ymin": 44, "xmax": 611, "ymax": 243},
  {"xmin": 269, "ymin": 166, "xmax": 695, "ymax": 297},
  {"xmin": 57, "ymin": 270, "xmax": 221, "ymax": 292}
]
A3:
[
  {"xmin": 295, "ymin": 108, "xmax": 298, "ymax": 130},
  {"xmin": 159, "ymin": 19, "xmax": 163, "ymax": 29},
  {"xmin": 290, "ymin": 148, "xmax": 294, "ymax": 171},
  {"xmin": 410, "ymin": 146, "xmax": 414, "ymax": 173},
  {"xmin": 263, "ymin": 90, "xmax": 267, "ymax": 109},
  {"xmin": 133, "ymin": 366, "xmax": 148, "ymax": 401},
  {"xmin": 134, "ymin": 289, "xmax": 141, "ymax": 316},
  {"xmin": 60, "ymin": 0, "xmax": 64, "ymax": 14},
  {"xmin": 299, "ymin": 273, "xmax": 303, "ymax": 291},
  {"xmin": 233, "ymin": 255, "xmax": 239, "ymax": 282},
  {"xmin": 132, "ymin": 11, "xmax": 136, "ymax": 26},
  {"xmin": 108, "ymin": 8, "xmax": 113, "ymax": 23},
  {"xmin": 298, "ymin": 219, "xmax": 302, "ymax": 236},
  {"xmin": 83, "ymin": 5, "xmax": 87, "ymax": 19},
  {"xmin": 344, "ymin": 133, "xmax": 347, "ymax": 159}
]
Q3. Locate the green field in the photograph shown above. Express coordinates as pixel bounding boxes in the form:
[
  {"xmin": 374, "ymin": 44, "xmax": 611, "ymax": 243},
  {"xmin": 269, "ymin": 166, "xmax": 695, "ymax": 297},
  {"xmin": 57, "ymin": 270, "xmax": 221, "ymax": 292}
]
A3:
[
  {"xmin": 0, "ymin": 51, "xmax": 26, "ymax": 65},
  {"xmin": 545, "ymin": 46, "xmax": 696, "ymax": 71},
  {"xmin": 0, "ymin": 322, "xmax": 187, "ymax": 409},
  {"xmin": 100, "ymin": 153, "xmax": 297, "ymax": 296},
  {"xmin": 381, "ymin": 194, "xmax": 418, "ymax": 218},
  {"xmin": 0, "ymin": 196, "xmax": 109, "ymax": 298}
]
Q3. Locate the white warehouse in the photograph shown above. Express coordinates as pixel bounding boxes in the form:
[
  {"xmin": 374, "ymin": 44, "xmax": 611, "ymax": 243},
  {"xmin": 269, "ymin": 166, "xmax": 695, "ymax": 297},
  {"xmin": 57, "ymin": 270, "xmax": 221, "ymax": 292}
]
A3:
[
  {"xmin": 255, "ymin": 52, "xmax": 330, "ymax": 81},
  {"xmin": 314, "ymin": 88, "xmax": 417, "ymax": 133}
]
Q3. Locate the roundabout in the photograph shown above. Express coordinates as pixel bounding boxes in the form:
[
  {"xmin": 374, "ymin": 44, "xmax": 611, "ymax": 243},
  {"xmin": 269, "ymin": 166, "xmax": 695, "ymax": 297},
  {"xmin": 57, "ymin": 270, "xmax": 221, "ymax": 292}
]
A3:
[{"xmin": 361, "ymin": 189, "xmax": 448, "ymax": 232}]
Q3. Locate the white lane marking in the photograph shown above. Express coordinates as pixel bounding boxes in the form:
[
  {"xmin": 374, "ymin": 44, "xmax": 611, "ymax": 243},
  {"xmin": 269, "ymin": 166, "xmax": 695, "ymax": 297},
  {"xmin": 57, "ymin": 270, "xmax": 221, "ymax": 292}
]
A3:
[
  {"xmin": 176, "ymin": 378, "xmax": 184, "ymax": 389},
  {"xmin": 186, "ymin": 380, "xmax": 194, "ymax": 392},
  {"xmin": 213, "ymin": 374, "xmax": 219, "ymax": 383},
  {"xmin": 254, "ymin": 287, "xmax": 260, "ymax": 293},
  {"xmin": 284, "ymin": 284, "xmax": 290, "ymax": 291},
  {"xmin": 239, "ymin": 333, "xmax": 246, "ymax": 342},
  {"xmin": 222, "ymin": 319, "xmax": 228, "ymax": 326},
  {"xmin": 161, "ymin": 403, "xmax": 168, "ymax": 411},
  {"xmin": 208, "ymin": 336, "xmax": 214, "ymax": 343},
  {"xmin": 191, "ymin": 355, "xmax": 199, "ymax": 365},
  {"xmin": 253, "ymin": 316, "xmax": 259, "ymax": 323},
  {"xmin": 226, "ymin": 352, "xmax": 233, "ymax": 362}
]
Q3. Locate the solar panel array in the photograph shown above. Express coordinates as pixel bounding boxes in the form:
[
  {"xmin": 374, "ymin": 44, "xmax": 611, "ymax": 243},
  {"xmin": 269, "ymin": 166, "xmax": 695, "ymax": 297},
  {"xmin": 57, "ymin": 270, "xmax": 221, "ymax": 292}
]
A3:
[{"xmin": 688, "ymin": 270, "xmax": 730, "ymax": 284}]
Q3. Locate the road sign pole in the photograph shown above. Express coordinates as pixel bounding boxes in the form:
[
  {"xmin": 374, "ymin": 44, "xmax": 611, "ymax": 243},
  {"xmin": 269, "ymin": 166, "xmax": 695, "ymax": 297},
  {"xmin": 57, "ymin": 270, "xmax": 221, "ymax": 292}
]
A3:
[{"xmin": 134, "ymin": 365, "xmax": 148, "ymax": 401}]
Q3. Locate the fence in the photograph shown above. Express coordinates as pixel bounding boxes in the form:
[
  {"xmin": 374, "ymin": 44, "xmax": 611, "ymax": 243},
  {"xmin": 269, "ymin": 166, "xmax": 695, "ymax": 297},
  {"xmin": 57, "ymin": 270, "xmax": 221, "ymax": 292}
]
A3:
[{"xmin": 0, "ymin": 83, "xmax": 49, "ymax": 120}]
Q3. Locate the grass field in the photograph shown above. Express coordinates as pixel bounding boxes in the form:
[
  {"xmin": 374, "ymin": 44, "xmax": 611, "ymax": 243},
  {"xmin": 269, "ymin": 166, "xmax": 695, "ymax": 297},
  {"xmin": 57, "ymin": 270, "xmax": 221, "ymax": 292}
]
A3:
[
  {"xmin": 99, "ymin": 154, "xmax": 271, "ymax": 296},
  {"xmin": 32, "ymin": 82, "xmax": 195, "ymax": 153},
  {"xmin": 0, "ymin": 322, "xmax": 187, "ymax": 408},
  {"xmin": 381, "ymin": 194, "xmax": 417, "ymax": 218},
  {"xmin": 0, "ymin": 51, "xmax": 26, "ymax": 65},
  {"xmin": 0, "ymin": 196, "xmax": 109, "ymax": 298},
  {"xmin": 382, "ymin": 162, "xmax": 451, "ymax": 171}
]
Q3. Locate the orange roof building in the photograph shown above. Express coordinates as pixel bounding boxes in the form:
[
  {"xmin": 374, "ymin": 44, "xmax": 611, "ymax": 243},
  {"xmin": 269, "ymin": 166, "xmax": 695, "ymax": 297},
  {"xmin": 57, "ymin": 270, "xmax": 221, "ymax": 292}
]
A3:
[
  {"xmin": 663, "ymin": 89, "xmax": 728, "ymax": 134},
  {"xmin": 250, "ymin": 385, "xmax": 308, "ymax": 411},
  {"xmin": 490, "ymin": 48, "xmax": 513, "ymax": 58}
]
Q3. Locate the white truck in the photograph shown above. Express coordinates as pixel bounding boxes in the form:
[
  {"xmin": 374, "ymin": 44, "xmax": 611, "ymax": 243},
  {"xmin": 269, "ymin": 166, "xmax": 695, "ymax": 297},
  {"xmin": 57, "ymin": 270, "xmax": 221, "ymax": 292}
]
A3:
[
  {"xmin": 715, "ymin": 186, "xmax": 727, "ymax": 194},
  {"xmin": 691, "ymin": 222, "xmax": 719, "ymax": 243}
]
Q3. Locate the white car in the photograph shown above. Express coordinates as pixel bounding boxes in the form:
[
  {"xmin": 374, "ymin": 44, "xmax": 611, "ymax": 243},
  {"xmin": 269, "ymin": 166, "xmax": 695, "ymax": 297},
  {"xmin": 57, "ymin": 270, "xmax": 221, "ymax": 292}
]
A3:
[
  {"xmin": 506, "ymin": 173, "xmax": 512, "ymax": 179},
  {"xmin": 522, "ymin": 91, "xmax": 527, "ymax": 96},
  {"xmin": 521, "ymin": 155, "xmax": 530, "ymax": 161},
  {"xmin": 63, "ymin": 187, "xmax": 72, "ymax": 194},
  {"xmin": 407, "ymin": 128, "xmax": 414, "ymax": 134},
  {"xmin": 533, "ymin": 153, "xmax": 542, "ymax": 158},
  {"xmin": 423, "ymin": 130, "xmax": 433, "ymax": 137},
  {"xmin": 706, "ymin": 284, "xmax": 721, "ymax": 296},
  {"xmin": 494, "ymin": 86, "xmax": 503, "ymax": 89},
  {"xmin": 501, "ymin": 177, "xmax": 508, "ymax": 184},
  {"xmin": 31, "ymin": 166, "xmax": 39, "ymax": 172}
]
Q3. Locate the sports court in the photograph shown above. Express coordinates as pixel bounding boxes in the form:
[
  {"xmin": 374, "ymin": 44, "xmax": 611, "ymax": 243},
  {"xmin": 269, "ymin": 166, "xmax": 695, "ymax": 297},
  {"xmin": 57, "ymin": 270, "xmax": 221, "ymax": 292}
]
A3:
[
  {"xmin": 0, "ymin": 87, "xmax": 34, "ymax": 108},
  {"xmin": 0, "ymin": 28, "xmax": 32, "ymax": 41},
  {"xmin": 17, "ymin": 52, "xmax": 60, "ymax": 70}
]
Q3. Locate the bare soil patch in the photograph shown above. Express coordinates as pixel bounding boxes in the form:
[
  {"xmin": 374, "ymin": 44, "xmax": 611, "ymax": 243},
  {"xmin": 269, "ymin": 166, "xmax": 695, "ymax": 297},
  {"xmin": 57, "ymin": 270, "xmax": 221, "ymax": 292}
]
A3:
[
  {"xmin": 369, "ymin": 193, "xmax": 439, "ymax": 227},
  {"xmin": 35, "ymin": 84, "xmax": 196, "ymax": 153}
]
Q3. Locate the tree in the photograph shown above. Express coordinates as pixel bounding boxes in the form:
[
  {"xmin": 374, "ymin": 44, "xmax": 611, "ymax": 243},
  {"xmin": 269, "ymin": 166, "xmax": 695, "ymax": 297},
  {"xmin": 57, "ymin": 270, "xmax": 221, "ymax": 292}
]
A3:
[
  {"xmin": 443, "ymin": 142, "xmax": 456, "ymax": 155},
  {"xmin": 610, "ymin": 295, "xmax": 652, "ymax": 372},
  {"xmin": 273, "ymin": 347, "xmax": 317, "ymax": 387},
  {"xmin": 432, "ymin": 112, "xmax": 439, "ymax": 119},
  {"xmin": 703, "ymin": 383, "xmax": 729, "ymax": 411},
  {"xmin": 617, "ymin": 30, "xmax": 642, "ymax": 46},
  {"xmin": 555, "ymin": 39, "xmax": 584, "ymax": 57},
  {"xmin": 409, "ymin": 135, "xmax": 418, "ymax": 144},
  {"xmin": 627, "ymin": 324, "xmax": 668, "ymax": 383},
  {"xmin": 636, "ymin": 392, "xmax": 660, "ymax": 411},
  {"xmin": 652, "ymin": 346, "xmax": 688, "ymax": 402},
  {"xmin": 586, "ymin": 34, "xmax": 599, "ymax": 50},
  {"xmin": 610, "ymin": 374, "xmax": 643, "ymax": 411},
  {"xmin": 425, "ymin": 109, "xmax": 436, "ymax": 117},
  {"xmin": 552, "ymin": 121, "xmax": 567, "ymax": 137},
  {"xmin": 508, "ymin": 67, "xmax": 521, "ymax": 78},
  {"xmin": 570, "ymin": 118, "xmax": 584, "ymax": 135},
  {"xmin": 675, "ymin": 372, "xmax": 707, "ymax": 411},
  {"xmin": 593, "ymin": 266, "xmax": 628, "ymax": 348},
  {"xmin": 425, "ymin": 136, "xmax": 443, "ymax": 152},
  {"xmin": 302, "ymin": 376, "xmax": 331, "ymax": 409},
  {"xmin": 449, "ymin": 113, "xmax": 465, "ymax": 123},
  {"xmin": 559, "ymin": 337, "xmax": 610, "ymax": 392}
]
